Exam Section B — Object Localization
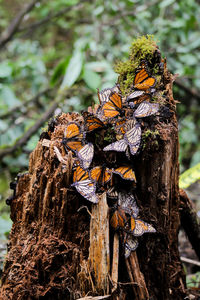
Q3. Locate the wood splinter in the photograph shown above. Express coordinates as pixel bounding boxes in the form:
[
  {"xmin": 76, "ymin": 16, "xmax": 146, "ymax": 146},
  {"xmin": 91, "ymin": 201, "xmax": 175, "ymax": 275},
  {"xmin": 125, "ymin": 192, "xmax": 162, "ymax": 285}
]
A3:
[
  {"xmin": 89, "ymin": 192, "xmax": 110, "ymax": 295},
  {"xmin": 126, "ymin": 252, "xmax": 149, "ymax": 300}
]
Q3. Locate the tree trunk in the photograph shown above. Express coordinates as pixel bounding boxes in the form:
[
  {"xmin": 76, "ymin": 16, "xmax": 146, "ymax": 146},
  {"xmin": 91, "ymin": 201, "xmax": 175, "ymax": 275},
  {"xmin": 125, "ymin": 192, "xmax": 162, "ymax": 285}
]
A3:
[{"xmin": 1, "ymin": 44, "xmax": 189, "ymax": 299}]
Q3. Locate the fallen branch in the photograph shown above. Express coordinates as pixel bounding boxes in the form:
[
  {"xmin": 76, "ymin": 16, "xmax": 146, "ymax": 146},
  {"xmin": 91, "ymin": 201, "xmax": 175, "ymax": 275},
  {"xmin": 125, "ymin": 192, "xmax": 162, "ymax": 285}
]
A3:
[
  {"xmin": 179, "ymin": 189, "xmax": 200, "ymax": 261},
  {"xmin": 180, "ymin": 256, "xmax": 200, "ymax": 267}
]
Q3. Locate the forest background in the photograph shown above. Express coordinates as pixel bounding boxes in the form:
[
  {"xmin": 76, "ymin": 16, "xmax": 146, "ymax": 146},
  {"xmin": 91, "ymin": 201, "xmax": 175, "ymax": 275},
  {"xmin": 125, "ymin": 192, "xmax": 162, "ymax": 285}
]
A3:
[{"xmin": 0, "ymin": 0, "xmax": 200, "ymax": 286}]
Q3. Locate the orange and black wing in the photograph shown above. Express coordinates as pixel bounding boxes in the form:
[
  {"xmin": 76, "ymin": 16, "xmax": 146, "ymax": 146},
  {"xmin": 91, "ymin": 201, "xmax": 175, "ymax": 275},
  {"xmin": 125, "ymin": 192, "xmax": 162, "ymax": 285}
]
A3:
[
  {"xmin": 99, "ymin": 92, "xmax": 122, "ymax": 120},
  {"xmin": 113, "ymin": 166, "xmax": 136, "ymax": 182},
  {"xmin": 62, "ymin": 138, "xmax": 83, "ymax": 153},
  {"xmin": 110, "ymin": 208, "xmax": 127, "ymax": 230},
  {"xmin": 64, "ymin": 122, "xmax": 83, "ymax": 139},
  {"xmin": 84, "ymin": 113, "xmax": 105, "ymax": 132},
  {"xmin": 90, "ymin": 166, "xmax": 112, "ymax": 186},
  {"xmin": 73, "ymin": 165, "xmax": 89, "ymax": 183},
  {"xmin": 133, "ymin": 61, "xmax": 156, "ymax": 90}
]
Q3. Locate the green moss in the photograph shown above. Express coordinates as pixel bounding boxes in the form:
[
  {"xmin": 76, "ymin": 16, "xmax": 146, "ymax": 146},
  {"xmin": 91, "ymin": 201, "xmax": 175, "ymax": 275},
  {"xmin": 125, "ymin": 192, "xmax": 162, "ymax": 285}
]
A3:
[
  {"xmin": 129, "ymin": 35, "xmax": 157, "ymax": 61},
  {"xmin": 142, "ymin": 129, "xmax": 160, "ymax": 150},
  {"xmin": 142, "ymin": 129, "xmax": 159, "ymax": 139},
  {"xmin": 114, "ymin": 35, "xmax": 158, "ymax": 95}
]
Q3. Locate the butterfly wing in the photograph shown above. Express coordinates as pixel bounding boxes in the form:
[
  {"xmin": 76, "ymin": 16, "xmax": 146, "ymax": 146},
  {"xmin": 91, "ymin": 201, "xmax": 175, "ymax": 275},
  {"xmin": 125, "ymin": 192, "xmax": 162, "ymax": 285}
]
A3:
[
  {"xmin": 102, "ymin": 168, "xmax": 112, "ymax": 185},
  {"xmin": 90, "ymin": 166, "xmax": 112, "ymax": 185},
  {"xmin": 73, "ymin": 165, "xmax": 90, "ymax": 182},
  {"xmin": 124, "ymin": 234, "xmax": 139, "ymax": 258},
  {"xmin": 83, "ymin": 113, "xmax": 105, "ymax": 131},
  {"xmin": 99, "ymin": 92, "xmax": 122, "ymax": 120},
  {"xmin": 124, "ymin": 123, "xmax": 141, "ymax": 155},
  {"xmin": 103, "ymin": 139, "xmax": 128, "ymax": 152},
  {"xmin": 77, "ymin": 143, "xmax": 94, "ymax": 169},
  {"xmin": 133, "ymin": 219, "xmax": 156, "ymax": 236},
  {"xmin": 98, "ymin": 85, "xmax": 120, "ymax": 103},
  {"xmin": 113, "ymin": 166, "xmax": 136, "ymax": 182},
  {"xmin": 126, "ymin": 91, "xmax": 145, "ymax": 101},
  {"xmin": 72, "ymin": 179, "xmax": 98, "ymax": 203},
  {"xmin": 64, "ymin": 122, "xmax": 83, "ymax": 139},
  {"xmin": 134, "ymin": 101, "xmax": 159, "ymax": 118},
  {"xmin": 110, "ymin": 208, "xmax": 127, "ymax": 230},
  {"xmin": 118, "ymin": 192, "xmax": 139, "ymax": 218},
  {"xmin": 63, "ymin": 139, "xmax": 83, "ymax": 153},
  {"xmin": 90, "ymin": 166, "xmax": 102, "ymax": 182},
  {"xmin": 134, "ymin": 68, "xmax": 156, "ymax": 90}
]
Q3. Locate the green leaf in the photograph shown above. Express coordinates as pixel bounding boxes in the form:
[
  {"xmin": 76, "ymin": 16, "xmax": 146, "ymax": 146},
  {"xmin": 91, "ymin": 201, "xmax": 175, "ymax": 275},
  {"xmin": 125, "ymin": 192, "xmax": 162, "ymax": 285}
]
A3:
[
  {"xmin": 179, "ymin": 162, "xmax": 200, "ymax": 189},
  {"xmin": 60, "ymin": 50, "xmax": 83, "ymax": 90},
  {"xmin": 83, "ymin": 68, "xmax": 101, "ymax": 91},
  {"xmin": 0, "ymin": 62, "xmax": 12, "ymax": 78},
  {"xmin": 0, "ymin": 86, "xmax": 20, "ymax": 108},
  {"xmin": 50, "ymin": 56, "xmax": 70, "ymax": 86}
]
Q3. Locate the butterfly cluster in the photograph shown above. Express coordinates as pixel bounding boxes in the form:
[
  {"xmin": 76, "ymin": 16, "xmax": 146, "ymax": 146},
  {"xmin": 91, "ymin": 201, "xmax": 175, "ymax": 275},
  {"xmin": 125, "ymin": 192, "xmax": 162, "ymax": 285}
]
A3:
[{"xmin": 62, "ymin": 60, "xmax": 158, "ymax": 257}]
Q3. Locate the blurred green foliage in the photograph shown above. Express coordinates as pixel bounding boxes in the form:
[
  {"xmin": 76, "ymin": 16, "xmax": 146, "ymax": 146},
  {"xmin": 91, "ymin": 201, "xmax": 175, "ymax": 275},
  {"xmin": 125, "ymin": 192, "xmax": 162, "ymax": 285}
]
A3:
[{"xmin": 0, "ymin": 0, "xmax": 200, "ymax": 223}]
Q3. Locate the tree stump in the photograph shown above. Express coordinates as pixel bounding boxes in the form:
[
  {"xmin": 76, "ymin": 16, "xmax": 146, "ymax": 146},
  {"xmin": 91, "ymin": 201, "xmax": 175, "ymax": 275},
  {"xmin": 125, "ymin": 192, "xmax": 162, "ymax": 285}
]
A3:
[{"xmin": 1, "ymin": 37, "xmax": 189, "ymax": 299}]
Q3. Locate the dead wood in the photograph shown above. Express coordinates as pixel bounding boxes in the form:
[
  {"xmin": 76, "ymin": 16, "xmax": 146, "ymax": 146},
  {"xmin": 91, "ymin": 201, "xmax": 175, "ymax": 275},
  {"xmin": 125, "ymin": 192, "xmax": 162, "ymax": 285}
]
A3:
[{"xmin": 0, "ymin": 46, "xmax": 189, "ymax": 300}]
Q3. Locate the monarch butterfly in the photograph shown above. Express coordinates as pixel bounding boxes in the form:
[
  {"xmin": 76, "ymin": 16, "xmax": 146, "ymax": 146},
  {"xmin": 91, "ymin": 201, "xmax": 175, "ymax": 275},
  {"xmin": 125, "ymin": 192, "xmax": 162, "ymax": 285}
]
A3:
[
  {"xmin": 72, "ymin": 165, "xmax": 98, "ymax": 203},
  {"xmin": 113, "ymin": 166, "xmax": 136, "ymax": 182},
  {"xmin": 134, "ymin": 101, "xmax": 159, "ymax": 118},
  {"xmin": 133, "ymin": 62, "xmax": 156, "ymax": 90},
  {"xmin": 82, "ymin": 111, "xmax": 105, "ymax": 132},
  {"xmin": 124, "ymin": 122, "xmax": 141, "ymax": 155},
  {"xmin": 77, "ymin": 143, "xmax": 94, "ymax": 169},
  {"xmin": 127, "ymin": 93, "xmax": 151, "ymax": 108},
  {"xmin": 90, "ymin": 166, "xmax": 112, "ymax": 186},
  {"xmin": 132, "ymin": 219, "xmax": 156, "ymax": 236},
  {"xmin": 110, "ymin": 207, "xmax": 127, "ymax": 230},
  {"xmin": 97, "ymin": 92, "xmax": 123, "ymax": 120},
  {"xmin": 118, "ymin": 192, "xmax": 139, "ymax": 218},
  {"xmin": 98, "ymin": 85, "xmax": 120, "ymax": 104},
  {"xmin": 124, "ymin": 234, "xmax": 139, "ymax": 258},
  {"xmin": 63, "ymin": 122, "xmax": 85, "ymax": 153}
]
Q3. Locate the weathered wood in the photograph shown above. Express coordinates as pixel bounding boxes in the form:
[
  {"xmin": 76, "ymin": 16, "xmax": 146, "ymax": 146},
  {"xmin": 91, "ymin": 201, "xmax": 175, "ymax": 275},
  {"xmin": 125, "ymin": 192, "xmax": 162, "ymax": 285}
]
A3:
[
  {"xmin": 111, "ymin": 233, "xmax": 119, "ymax": 293},
  {"xmin": 89, "ymin": 193, "xmax": 110, "ymax": 295},
  {"xmin": 126, "ymin": 252, "xmax": 149, "ymax": 300}
]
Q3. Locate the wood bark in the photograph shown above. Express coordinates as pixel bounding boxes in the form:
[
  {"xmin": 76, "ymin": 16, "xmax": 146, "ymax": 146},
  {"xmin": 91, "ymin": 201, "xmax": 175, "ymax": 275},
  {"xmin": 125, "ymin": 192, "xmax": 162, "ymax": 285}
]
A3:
[{"xmin": 0, "ymin": 61, "xmax": 189, "ymax": 299}]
